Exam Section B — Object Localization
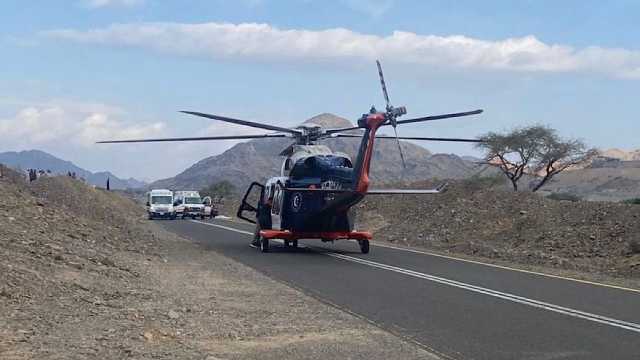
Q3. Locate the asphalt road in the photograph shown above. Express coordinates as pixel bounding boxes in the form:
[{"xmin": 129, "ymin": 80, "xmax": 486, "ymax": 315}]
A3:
[{"xmin": 161, "ymin": 218, "xmax": 640, "ymax": 360}]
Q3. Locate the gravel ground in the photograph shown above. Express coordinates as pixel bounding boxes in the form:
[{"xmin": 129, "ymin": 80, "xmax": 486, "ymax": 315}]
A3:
[{"xmin": 0, "ymin": 170, "xmax": 439, "ymax": 359}]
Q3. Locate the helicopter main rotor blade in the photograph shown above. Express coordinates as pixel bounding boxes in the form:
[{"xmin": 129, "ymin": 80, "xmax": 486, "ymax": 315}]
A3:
[
  {"xmin": 324, "ymin": 126, "xmax": 363, "ymax": 135},
  {"xmin": 97, "ymin": 134, "xmax": 288, "ymax": 144},
  {"xmin": 333, "ymin": 134, "xmax": 483, "ymax": 142},
  {"xmin": 395, "ymin": 109, "xmax": 483, "ymax": 125},
  {"xmin": 181, "ymin": 111, "xmax": 302, "ymax": 135},
  {"xmin": 324, "ymin": 109, "xmax": 483, "ymax": 135}
]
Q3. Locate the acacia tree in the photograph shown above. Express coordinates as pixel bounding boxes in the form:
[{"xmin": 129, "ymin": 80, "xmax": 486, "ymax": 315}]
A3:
[{"xmin": 476, "ymin": 125, "xmax": 597, "ymax": 192}]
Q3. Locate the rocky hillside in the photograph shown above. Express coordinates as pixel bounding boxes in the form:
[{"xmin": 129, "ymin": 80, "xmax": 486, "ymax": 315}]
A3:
[
  {"xmin": 358, "ymin": 179, "xmax": 640, "ymax": 280},
  {"xmin": 0, "ymin": 166, "xmax": 433, "ymax": 359},
  {"xmin": 601, "ymin": 148, "xmax": 640, "ymax": 161},
  {"xmin": 151, "ymin": 113, "xmax": 482, "ymax": 190},
  {"xmin": 538, "ymin": 167, "xmax": 640, "ymax": 201},
  {"xmin": 0, "ymin": 149, "xmax": 146, "ymax": 189}
]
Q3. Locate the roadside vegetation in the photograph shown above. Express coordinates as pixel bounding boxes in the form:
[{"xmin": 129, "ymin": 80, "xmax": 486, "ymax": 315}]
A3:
[
  {"xmin": 200, "ymin": 180, "xmax": 237, "ymax": 199},
  {"xmin": 546, "ymin": 192, "xmax": 582, "ymax": 202},
  {"xmin": 476, "ymin": 125, "xmax": 597, "ymax": 192}
]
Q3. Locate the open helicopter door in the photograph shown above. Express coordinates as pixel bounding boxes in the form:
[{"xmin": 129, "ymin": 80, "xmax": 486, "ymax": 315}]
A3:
[{"xmin": 237, "ymin": 182, "xmax": 265, "ymax": 224}]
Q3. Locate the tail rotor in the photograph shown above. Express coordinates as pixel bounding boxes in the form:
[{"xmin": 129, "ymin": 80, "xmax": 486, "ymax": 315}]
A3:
[{"xmin": 376, "ymin": 60, "xmax": 407, "ymax": 168}]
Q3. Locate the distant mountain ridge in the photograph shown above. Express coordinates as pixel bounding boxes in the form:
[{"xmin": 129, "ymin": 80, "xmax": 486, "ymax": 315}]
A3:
[
  {"xmin": 600, "ymin": 148, "xmax": 640, "ymax": 161},
  {"xmin": 151, "ymin": 113, "xmax": 482, "ymax": 191},
  {"xmin": 0, "ymin": 150, "xmax": 146, "ymax": 190}
]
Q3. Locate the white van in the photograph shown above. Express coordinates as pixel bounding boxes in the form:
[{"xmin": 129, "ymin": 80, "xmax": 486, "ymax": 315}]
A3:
[
  {"xmin": 147, "ymin": 189, "xmax": 176, "ymax": 220},
  {"xmin": 173, "ymin": 190, "xmax": 205, "ymax": 219}
]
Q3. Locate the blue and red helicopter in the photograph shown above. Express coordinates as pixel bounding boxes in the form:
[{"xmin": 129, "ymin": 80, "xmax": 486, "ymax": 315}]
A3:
[{"xmin": 99, "ymin": 61, "xmax": 483, "ymax": 254}]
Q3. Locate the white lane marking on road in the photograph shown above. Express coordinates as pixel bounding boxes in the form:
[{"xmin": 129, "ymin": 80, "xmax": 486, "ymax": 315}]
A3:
[
  {"xmin": 189, "ymin": 219, "xmax": 640, "ymax": 334},
  {"xmin": 204, "ymin": 218, "xmax": 640, "ymax": 294},
  {"xmin": 192, "ymin": 220, "xmax": 253, "ymax": 235},
  {"xmin": 327, "ymin": 253, "xmax": 640, "ymax": 334},
  {"xmin": 371, "ymin": 242, "xmax": 640, "ymax": 294}
]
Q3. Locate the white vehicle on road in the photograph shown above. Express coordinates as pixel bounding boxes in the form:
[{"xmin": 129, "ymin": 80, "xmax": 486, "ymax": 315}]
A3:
[
  {"xmin": 146, "ymin": 189, "xmax": 176, "ymax": 220},
  {"xmin": 174, "ymin": 191, "xmax": 205, "ymax": 219}
]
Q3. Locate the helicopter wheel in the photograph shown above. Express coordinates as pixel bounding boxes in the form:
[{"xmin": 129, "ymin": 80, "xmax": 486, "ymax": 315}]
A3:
[
  {"xmin": 358, "ymin": 240, "xmax": 370, "ymax": 254},
  {"xmin": 260, "ymin": 237, "xmax": 270, "ymax": 253}
]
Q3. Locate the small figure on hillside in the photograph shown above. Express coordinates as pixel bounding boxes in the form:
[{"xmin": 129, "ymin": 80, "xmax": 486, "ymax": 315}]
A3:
[{"xmin": 106, "ymin": 177, "xmax": 110, "ymax": 191}]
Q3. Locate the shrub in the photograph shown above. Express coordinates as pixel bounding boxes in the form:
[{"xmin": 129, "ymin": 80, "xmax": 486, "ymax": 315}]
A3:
[
  {"xmin": 463, "ymin": 174, "xmax": 505, "ymax": 190},
  {"xmin": 200, "ymin": 180, "xmax": 237, "ymax": 199},
  {"xmin": 623, "ymin": 198, "xmax": 640, "ymax": 205},
  {"xmin": 547, "ymin": 192, "xmax": 582, "ymax": 202},
  {"xmin": 629, "ymin": 239, "xmax": 640, "ymax": 254}
]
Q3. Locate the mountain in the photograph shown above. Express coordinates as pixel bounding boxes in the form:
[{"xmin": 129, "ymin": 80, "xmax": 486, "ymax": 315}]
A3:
[
  {"xmin": 600, "ymin": 148, "xmax": 640, "ymax": 161},
  {"xmin": 0, "ymin": 150, "xmax": 146, "ymax": 190},
  {"xmin": 151, "ymin": 113, "xmax": 482, "ymax": 191}
]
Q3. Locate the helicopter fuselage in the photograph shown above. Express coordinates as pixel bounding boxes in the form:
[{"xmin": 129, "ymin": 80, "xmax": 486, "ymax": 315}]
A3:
[{"xmin": 251, "ymin": 113, "xmax": 386, "ymax": 234}]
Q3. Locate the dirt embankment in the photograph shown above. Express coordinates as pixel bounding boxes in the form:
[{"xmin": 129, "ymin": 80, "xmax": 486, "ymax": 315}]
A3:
[
  {"xmin": 358, "ymin": 179, "xmax": 640, "ymax": 282},
  {"xmin": 0, "ymin": 168, "xmax": 436, "ymax": 359}
]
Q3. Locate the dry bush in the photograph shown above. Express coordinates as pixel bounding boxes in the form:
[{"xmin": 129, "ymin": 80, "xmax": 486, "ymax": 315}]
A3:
[
  {"xmin": 630, "ymin": 239, "xmax": 640, "ymax": 254},
  {"xmin": 547, "ymin": 192, "xmax": 582, "ymax": 202}
]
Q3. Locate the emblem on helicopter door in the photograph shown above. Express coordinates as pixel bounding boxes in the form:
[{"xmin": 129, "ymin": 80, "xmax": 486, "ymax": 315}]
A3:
[{"xmin": 291, "ymin": 192, "xmax": 303, "ymax": 212}]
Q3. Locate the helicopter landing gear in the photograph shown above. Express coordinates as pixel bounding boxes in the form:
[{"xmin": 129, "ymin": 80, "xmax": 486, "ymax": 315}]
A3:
[
  {"xmin": 284, "ymin": 240, "xmax": 299, "ymax": 249},
  {"xmin": 358, "ymin": 239, "xmax": 370, "ymax": 254},
  {"xmin": 260, "ymin": 237, "xmax": 270, "ymax": 253}
]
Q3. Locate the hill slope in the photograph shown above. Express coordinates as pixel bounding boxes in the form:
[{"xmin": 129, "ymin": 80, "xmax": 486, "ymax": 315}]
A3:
[
  {"xmin": 359, "ymin": 179, "xmax": 640, "ymax": 280},
  {"xmin": 0, "ymin": 149, "xmax": 146, "ymax": 190},
  {"xmin": 151, "ymin": 113, "xmax": 480, "ymax": 190},
  {"xmin": 0, "ymin": 167, "xmax": 435, "ymax": 359}
]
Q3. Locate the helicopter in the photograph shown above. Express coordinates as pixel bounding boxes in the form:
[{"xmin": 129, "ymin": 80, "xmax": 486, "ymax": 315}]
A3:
[{"xmin": 98, "ymin": 61, "xmax": 483, "ymax": 254}]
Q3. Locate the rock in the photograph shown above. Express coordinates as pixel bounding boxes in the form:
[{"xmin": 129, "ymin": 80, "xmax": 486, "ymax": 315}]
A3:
[
  {"xmin": 100, "ymin": 257, "xmax": 115, "ymax": 267},
  {"xmin": 167, "ymin": 310, "xmax": 180, "ymax": 320},
  {"xmin": 67, "ymin": 261, "xmax": 83, "ymax": 270},
  {"xmin": 143, "ymin": 331, "xmax": 154, "ymax": 341}
]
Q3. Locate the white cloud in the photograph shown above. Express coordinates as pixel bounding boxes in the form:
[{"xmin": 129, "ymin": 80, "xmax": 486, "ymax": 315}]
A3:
[
  {"xmin": 43, "ymin": 22, "xmax": 640, "ymax": 79},
  {"xmin": 0, "ymin": 101, "xmax": 165, "ymax": 147},
  {"xmin": 82, "ymin": 0, "xmax": 144, "ymax": 9}
]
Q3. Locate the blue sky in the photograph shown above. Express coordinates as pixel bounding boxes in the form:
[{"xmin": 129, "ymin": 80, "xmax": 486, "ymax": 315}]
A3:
[{"xmin": 1, "ymin": 0, "xmax": 639, "ymax": 180}]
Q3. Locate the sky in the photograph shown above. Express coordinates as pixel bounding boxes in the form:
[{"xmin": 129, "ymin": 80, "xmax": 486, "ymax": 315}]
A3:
[{"xmin": 1, "ymin": 0, "xmax": 639, "ymax": 181}]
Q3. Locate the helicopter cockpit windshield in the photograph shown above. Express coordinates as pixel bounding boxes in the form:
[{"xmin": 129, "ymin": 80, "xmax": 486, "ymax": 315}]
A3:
[{"xmin": 289, "ymin": 155, "xmax": 353, "ymax": 188}]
